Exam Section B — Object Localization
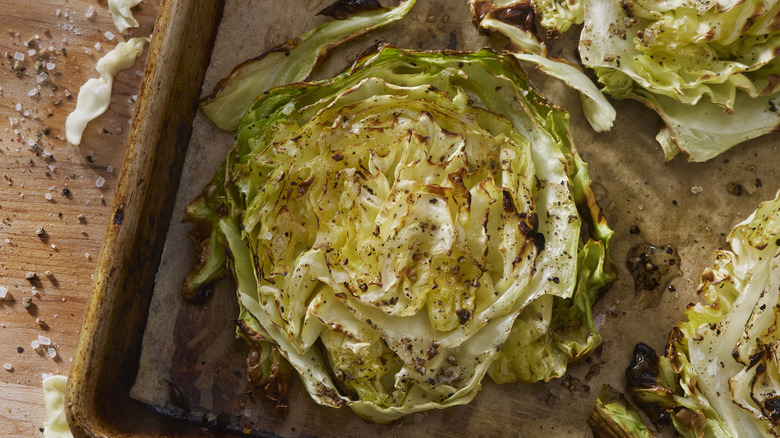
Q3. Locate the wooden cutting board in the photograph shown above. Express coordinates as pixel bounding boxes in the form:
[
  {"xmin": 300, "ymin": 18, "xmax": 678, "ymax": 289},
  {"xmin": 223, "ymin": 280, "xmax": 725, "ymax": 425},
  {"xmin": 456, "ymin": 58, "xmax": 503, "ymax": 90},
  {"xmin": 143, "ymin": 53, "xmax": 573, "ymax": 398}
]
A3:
[{"xmin": 0, "ymin": 1, "xmax": 158, "ymax": 436}]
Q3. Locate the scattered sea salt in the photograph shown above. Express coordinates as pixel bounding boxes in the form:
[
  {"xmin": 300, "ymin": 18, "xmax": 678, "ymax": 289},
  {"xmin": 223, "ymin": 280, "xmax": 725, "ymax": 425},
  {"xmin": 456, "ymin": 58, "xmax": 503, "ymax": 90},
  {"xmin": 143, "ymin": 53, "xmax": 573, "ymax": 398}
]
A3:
[
  {"xmin": 27, "ymin": 49, "xmax": 36, "ymax": 57},
  {"xmin": 48, "ymin": 347, "xmax": 58, "ymax": 359},
  {"xmin": 0, "ymin": 286, "xmax": 7, "ymax": 299},
  {"xmin": 28, "ymin": 88, "xmax": 39, "ymax": 97},
  {"xmin": 3, "ymin": 363, "xmax": 12, "ymax": 372},
  {"xmin": 46, "ymin": 62, "xmax": 55, "ymax": 70},
  {"xmin": 104, "ymin": 31, "xmax": 115, "ymax": 41},
  {"xmin": 14, "ymin": 51, "xmax": 24, "ymax": 61},
  {"xmin": 15, "ymin": 103, "xmax": 21, "ymax": 111},
  {"xmin": 690, "ymin": 185, "xmax": 703, "ymax": 194},
  {"xmin": 38, "ymin": 335, "xmax": 51, "ymax": 346},
  {"xmin": 27, "ymin": 138, "xmax": 35, "ymax": 147},
  {"xmin": 95, "ymin": 176, "xmax": 105, "ymax": 188},
  {"xmin": 31, "ymin": 340, "xmax": 40, "ymax": 350},
  {"xmin": 94, "ymin": 42, "xmax": 101, "ymax": 51},
  {"xmin": 36, "ymin": 72, "xmax": 48, "ymax": 83},
  {"xmin": 106, "ymin": 165, "xmax": 113, "ymax": 173},
  {"xmin": 85, "ymin": 5, "xmax": 95, "ymax": 19},
  {"xmin": 45, "ymin": 193, "xmax": 52, "ymax": 201},
  {"xmin": 134, "ymin": 70, "xmax": 143, "ymax": 77}
]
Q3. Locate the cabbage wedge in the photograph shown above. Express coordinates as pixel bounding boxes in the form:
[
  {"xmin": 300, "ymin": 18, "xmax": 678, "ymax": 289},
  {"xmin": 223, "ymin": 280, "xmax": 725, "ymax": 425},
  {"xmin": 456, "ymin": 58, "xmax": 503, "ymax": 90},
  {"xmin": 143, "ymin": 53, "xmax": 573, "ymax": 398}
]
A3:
[
  {"xmin": 184, "ymin": 45, "xmax": 615, "ymax": 422},
  {"xmin": 611, "ymin": 191, "xmax": 780, "ymax": 436},
  {"xmin": 580, "ymin": 0, "xmax": 780, "ymax": 161}
]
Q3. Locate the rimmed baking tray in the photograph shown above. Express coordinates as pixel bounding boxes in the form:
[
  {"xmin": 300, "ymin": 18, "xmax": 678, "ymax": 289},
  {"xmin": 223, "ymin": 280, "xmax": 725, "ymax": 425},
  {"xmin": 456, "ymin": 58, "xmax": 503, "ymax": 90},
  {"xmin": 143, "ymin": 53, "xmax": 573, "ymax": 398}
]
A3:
[
  {"xmin": 65, "ymin": 0, "xmax": 226, "ymax": 436},
  {"xmin": 64, "ymin": 0, "xmax": 780, "ymax": 436}
]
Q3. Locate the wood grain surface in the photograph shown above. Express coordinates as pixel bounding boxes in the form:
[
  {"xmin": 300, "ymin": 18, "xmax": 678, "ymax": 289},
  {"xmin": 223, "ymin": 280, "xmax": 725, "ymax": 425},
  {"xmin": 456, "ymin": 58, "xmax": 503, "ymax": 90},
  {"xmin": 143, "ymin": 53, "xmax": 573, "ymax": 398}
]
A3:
[{"xmin": 0, "ymin": 1, "xmax": 159, "ymax": 436}]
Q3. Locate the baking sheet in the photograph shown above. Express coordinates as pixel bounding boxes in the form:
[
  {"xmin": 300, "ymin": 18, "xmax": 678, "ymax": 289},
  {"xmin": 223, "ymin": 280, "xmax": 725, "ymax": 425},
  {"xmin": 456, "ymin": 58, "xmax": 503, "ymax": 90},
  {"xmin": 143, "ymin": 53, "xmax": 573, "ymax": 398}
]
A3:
[{"xmin": 129, "ymin": 1, "xmax": 780, "ymax": 436}]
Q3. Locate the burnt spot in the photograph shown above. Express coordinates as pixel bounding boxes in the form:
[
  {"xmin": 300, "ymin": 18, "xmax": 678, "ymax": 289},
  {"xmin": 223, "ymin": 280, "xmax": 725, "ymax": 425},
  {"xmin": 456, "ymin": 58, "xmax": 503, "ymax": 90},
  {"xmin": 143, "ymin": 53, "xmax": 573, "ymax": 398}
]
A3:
[
  {"xmin": 455, "ymin": 308, "xmax": 470, "ymax": 324},
  {"xmin": 533, "ymin": 232, "xmax": 545, "ymax": 253},
  {"xmin": 502, "ymin": 189, "xmax": 517, "ymax": 214},
  {"xmin": 427, "ymin": 342, "xmax": 440, "ymax": 359},
  {"xmin": 112, "ymin": 208, "xmax": 124, "ymax": 225},
  {"xmin": 761, "ymin": 397, "xmax": 780, "ymax": 423},
  {"xmin": 317, "ymin": 0, "xmax": 383, "ymax": 20},
  {"xmin": 626, "ymin": 343, "xmax": 660, "ymax": 390},
  {"xmin": 492, "ymin": 5, "xmax": 538, "ymax": 36}
]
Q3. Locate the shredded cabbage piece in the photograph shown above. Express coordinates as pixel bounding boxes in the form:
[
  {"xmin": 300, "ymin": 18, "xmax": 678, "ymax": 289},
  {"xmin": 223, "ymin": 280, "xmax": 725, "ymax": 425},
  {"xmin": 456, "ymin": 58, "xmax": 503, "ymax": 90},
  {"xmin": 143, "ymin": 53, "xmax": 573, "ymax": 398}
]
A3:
[
  {"xmin": 184, "ymin": 45, "xmax": 615, "ymax": 422},
  {"xmin": 65, "ymin": 37, "xmax": 149, "ymax": 146},
  {"xmin": 107, "ymin": 0, "xmax": 142, "ymax": 33},
  {"xmin": 42, "ymin": 375, "xmax": 73, "ymax": 438}
]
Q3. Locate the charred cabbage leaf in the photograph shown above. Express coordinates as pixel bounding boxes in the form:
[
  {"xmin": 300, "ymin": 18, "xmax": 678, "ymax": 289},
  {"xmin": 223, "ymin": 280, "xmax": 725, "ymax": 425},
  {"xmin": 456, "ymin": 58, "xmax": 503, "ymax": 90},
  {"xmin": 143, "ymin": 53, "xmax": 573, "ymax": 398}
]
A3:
[
  {"xmin": 184, "ymin": 45, "xmax": 615, "ymax": 422},
  {"xmin": 579, "ymin": 0, "xmax": 780, "ymax": 162},
  {"xmin": 615, "ymin": 191, "xmax": 780, "ymax": 436},
  {"xmin": 200, "ymin": 0, "xmax": 416, "ymax": 131},
  {"xmin": 468, "ymin": 0, "xmax": 616, "ymax": 133}
]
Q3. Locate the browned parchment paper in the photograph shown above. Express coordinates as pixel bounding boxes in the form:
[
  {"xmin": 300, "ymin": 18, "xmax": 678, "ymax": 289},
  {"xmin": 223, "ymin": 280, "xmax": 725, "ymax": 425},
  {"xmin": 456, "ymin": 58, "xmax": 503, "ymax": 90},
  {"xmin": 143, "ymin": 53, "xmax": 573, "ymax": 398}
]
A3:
[{"xmin": 130, "ymin": 1, "xmax": 780, "ymax": 436}]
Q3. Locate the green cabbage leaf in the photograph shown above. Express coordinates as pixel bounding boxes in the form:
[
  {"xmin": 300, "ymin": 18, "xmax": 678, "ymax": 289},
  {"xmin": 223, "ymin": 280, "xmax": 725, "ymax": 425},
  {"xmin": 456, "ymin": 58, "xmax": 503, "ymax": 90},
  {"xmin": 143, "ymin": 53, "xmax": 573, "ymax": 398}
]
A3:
[
  {"xmin": 200, "ymin": 0, "xmax": 416, "ymax": 132},
  {"xmin": 184, "ymin": 45, "xmax": 615, "ymax": 423}
]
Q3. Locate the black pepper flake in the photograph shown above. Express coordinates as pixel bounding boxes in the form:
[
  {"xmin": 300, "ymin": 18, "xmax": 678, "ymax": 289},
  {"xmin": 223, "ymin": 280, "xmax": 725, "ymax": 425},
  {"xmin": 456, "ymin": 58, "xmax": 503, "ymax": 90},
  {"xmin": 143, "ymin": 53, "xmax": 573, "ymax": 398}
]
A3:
[
  {"xmin": 62, "ymin": 188, "xmax": 70, "ymax": 197},
  {"xmin": 17, "ymin": 347, "xmax": 23, "ymax": 353}
]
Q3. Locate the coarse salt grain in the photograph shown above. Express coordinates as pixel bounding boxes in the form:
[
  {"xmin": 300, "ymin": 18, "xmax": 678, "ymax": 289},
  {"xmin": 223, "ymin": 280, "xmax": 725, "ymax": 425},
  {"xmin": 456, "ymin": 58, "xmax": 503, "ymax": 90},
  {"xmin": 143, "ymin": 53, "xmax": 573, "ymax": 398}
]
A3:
[
  {"xmin": 84, "ymin": 253, "xmax": 89, "ymax": 259},
  {"xmin": 45, "ymin": 193, "xmax": 52, "ymax": 201},
  {"xmin": 48, "ymin": 347, "xmax": 57, "ymax": 359},
  {"xmin": 27, "ymin": 138, "xmax": 35, "ymax": 146},
  {"xmin": 94, "ymin": 42, "xmax": 101, "ymax": 51},
  {"xmin": 2, "ymin": 363, "xmax": 12, "ymax": 372},
  {"xmin": 0, "ymin": 286, "xmax": 7, "ymax": 299},
  {"xmin": 46, "ymin": 62, "xmax": 55, "ymax": 70},
  {"xmin": 14, "ymin": 51, "xmax": 24, "ymax": 61},
  {"xmin": 36, "ymin": 72, "xmax": 47, "ymax": 83},
  {"xmin": 85, "ymin": 5, "xmax": 95, "ymax": 19},
  {"xmin": 27, "ymin": 49, "xmax": 36, "ymax": 56},
  {"xmin": 32, "ymin": 288, "xmax": 41, "ymax": 297},
  {"xmin": 28, "ymin": 88, "xmax": 38, "ymax": 97},
  {"xmin": 38, "ymin": 335, "xmax": 51, "ymax": 346},
  {"xmin": 107, "ymin": 165, "xmax": 113, "ymax": 173},
  {"xmin": 15, "ymin": 103, "xmax": 21, "ymax": 111},
  {"xmin": 104, "ymin": 31, "xmax": 115, "ymax": 41},
  {"xmin": 31, "ymin": 340, "xmax": 40, "ymax": 350},
  {"xmin": 95, "ymin": 176, "xmax": 105, "ymax": 188},
  {"xmin": 691, "ymin": 185, "xmax": 704, "ymax": 194}
]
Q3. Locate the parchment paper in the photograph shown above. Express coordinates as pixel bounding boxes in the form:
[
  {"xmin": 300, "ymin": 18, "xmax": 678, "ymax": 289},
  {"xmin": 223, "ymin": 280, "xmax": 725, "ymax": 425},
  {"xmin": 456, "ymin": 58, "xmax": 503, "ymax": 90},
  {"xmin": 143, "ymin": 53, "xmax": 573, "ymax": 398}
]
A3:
[{"xmin": 130, "ymin": 1, "xmax": 780, "ymax": 436}]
